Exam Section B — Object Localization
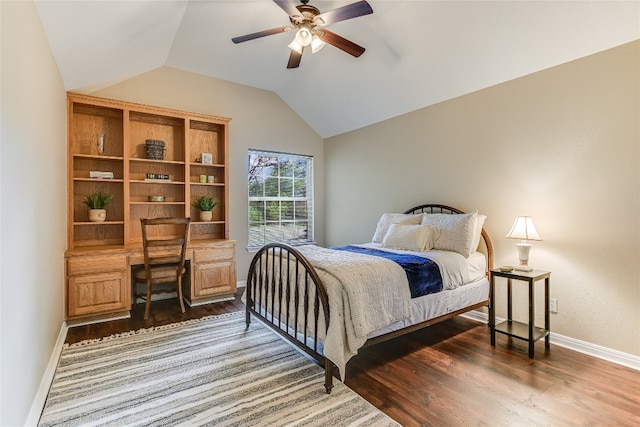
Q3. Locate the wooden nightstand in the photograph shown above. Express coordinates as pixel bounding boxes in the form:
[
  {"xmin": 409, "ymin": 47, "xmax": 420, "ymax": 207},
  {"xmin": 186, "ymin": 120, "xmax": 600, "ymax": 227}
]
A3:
[{"xmin": 489, "ymin": 269, "xmax": 551, "ymax": 358}]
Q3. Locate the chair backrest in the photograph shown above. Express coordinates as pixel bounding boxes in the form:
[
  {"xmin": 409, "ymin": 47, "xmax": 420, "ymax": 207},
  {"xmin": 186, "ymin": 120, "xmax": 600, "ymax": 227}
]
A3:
[{"xmin": 140, "ymin": 217, "xmax": 191, "ymax": 277}]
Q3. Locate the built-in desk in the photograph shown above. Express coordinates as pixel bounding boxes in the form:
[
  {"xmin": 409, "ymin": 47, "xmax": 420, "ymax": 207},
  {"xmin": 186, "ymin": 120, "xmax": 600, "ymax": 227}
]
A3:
[{"xmin": 65, "ymin": 239, "xmax": 236, "ymax": 323}]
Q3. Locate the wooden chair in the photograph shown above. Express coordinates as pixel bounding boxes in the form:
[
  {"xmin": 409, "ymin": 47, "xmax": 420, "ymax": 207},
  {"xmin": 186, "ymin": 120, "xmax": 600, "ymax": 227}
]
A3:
[{"xmin": 133, "ymin": 217, "xmax": 191, "ymax": 320}]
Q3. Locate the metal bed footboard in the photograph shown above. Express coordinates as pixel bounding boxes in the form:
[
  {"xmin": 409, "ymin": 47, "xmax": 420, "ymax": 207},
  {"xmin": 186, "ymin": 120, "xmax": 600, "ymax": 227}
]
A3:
[{"xmin": 245, "ymin": 243, "xmax": 335, "ymax": 393}]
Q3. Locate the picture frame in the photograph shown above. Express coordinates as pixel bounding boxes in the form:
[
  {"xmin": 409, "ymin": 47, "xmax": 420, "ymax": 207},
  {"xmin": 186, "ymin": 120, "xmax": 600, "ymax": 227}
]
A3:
[{"xmin": 201, "ymin": 152, "xmax": 213, "ymax": 164}]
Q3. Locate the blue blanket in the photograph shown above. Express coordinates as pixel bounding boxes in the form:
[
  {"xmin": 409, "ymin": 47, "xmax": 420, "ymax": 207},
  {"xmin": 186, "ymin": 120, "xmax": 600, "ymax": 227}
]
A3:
[{"xmin": 331, "ymin": 246, "xmax": 443, "ymax": 298}]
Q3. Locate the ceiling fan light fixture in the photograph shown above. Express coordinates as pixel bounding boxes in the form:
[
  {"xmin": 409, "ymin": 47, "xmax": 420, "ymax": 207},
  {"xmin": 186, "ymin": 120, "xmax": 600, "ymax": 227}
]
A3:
[
  {"xmin": 231, "ymin": 0, "xmax": 374, "ymax": 68},
  {"xmin": 294, "ymin": 27, "xmax": 313, "ymax": 47},
  {"xmin": 288, "ymin": 39, "xmax": 303, "ymax": 54},
  {"xmin": 311, "ymin": 35, "xmax": 326, "ymax": 53}
]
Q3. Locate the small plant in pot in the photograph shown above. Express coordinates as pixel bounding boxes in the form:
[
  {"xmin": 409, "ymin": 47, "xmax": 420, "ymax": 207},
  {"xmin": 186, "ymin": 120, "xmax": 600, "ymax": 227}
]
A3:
[
  {"xmin": 83, "ymin": 192, "xmax": 113, "ymax": 222},
  {"xmin": 193, "ymin": 196, "xmax": 220, "ymax": 222}
]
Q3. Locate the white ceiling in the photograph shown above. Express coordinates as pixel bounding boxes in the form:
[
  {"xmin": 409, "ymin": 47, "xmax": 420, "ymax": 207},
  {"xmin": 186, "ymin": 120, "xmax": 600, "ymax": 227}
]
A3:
[{"xmin": 35, "ymin": 0, "xmax": 639, "ymax": 138}]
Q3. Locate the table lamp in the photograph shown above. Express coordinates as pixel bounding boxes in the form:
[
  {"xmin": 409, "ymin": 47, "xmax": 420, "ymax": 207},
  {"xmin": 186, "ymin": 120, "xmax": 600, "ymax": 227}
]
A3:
[{"xmin": 506, "ymin": 216, "xmax": 541, "ymax": 272}]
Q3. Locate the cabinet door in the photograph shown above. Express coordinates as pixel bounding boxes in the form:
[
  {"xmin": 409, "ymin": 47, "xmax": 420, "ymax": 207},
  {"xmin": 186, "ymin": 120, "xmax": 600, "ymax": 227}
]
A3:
[
  {"xmin": 194, "ymin": 260, "xmax": 236, "ymax": 298},
  {"xmin": 67, "ymin": 271, "xmax": 130, "ymax": 317}
]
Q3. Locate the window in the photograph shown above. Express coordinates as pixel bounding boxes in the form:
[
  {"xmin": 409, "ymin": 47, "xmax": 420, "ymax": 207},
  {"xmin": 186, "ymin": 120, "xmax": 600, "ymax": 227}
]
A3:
[{"xmin": 248, "ymin": 150, "xmax": 314, "ymax": 248}]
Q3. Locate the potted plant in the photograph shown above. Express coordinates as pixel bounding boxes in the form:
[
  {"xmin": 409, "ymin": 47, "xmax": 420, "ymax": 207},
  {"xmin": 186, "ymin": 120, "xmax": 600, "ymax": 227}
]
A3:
[
  {"xmin": 193, "ymin": 195, "xmax": 220, "ymax": 222},
  {"xmin": 83, "ymin": 192, "xmax": 113, "ymax": 222}
]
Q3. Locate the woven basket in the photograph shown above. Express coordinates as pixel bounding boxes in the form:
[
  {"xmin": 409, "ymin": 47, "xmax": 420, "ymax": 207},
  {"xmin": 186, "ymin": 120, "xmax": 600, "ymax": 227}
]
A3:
[{"xmin": 145, "ymin": 140, "xmax": 166, "ymax": 160}]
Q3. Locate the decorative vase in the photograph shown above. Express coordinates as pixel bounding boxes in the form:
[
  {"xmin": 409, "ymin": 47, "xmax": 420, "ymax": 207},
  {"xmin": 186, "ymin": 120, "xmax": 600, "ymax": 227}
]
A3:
[
  {"xmin": 199, "ymin": 210, "xmax": 212, "ymax": 222},
  {"xmin": 97, "ymin": 133, "xmax": 105, "ymax": 155},
  {"xmin": 89, "ymin": 209, "xmax": 107, "ymax": 222}
]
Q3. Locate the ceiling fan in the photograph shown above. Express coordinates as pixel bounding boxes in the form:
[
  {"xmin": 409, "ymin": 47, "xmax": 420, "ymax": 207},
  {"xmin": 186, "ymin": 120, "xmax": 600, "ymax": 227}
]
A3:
[{"xmin": 232, "ymin": 0, "xmax": 373, "ymax": 69}]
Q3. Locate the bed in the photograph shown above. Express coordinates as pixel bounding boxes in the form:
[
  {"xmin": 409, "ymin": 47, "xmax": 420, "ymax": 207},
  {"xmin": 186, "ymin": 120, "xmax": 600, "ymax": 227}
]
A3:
[{"xmin": 245, "ymin": 204, "xmax": 494, "ymax": 393}]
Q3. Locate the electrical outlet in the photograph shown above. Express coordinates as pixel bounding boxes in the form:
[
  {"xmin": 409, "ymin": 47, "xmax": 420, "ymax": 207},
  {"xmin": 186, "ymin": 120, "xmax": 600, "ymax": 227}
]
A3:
[{"xmin": 550, "ymin": 298, "xmax": 558, "ymax": 313}]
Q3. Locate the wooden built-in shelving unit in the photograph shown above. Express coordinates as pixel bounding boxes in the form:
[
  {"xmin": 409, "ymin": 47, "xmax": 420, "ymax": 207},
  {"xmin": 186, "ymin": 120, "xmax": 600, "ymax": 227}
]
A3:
[{"xmin": 65, "ymin": 94, "xmax": 236, "ymax": 321}]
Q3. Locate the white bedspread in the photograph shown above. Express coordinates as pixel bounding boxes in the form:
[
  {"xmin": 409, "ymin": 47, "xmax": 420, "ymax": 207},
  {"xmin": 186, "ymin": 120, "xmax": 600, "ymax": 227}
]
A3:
[
  {"xmin": 296, "ymin": 245, "xmax": 411, "ymax": 379},
  {"xmin": 247, "ymin": 244, "xmax": 481, "ymax": 380}
]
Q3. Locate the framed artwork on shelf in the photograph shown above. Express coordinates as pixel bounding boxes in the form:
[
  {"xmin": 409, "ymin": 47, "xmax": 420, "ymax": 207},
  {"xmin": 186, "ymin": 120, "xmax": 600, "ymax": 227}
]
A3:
[{"xmin": 201, "ymin": 152, "xmax": 213, "ymax": 164}]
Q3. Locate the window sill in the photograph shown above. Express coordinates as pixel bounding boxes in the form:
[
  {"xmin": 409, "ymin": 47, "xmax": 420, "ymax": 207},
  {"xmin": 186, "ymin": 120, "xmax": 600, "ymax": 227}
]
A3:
[{"xmin": 246, "ymin": 241, "xmax": 318, "ymax": 253}]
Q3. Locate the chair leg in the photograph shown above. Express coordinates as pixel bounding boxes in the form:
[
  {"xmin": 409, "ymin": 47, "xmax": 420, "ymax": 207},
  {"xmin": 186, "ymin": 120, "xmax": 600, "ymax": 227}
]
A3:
[
  {"xmin": 177, "ymin": 276, "xmax": 186, "ymax": 313},
  {"xmin": 144, "ymin": 280, "xmax": 152, "ymax": 320}
]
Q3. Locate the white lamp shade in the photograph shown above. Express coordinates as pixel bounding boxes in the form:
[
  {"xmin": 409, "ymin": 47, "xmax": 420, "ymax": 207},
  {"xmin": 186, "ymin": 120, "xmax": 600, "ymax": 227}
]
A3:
[
  {"xmin": 288, "ymin": 39, "xmax": 303, "ymax": 54},
  {"xmin": 311, "ymin": 35, "xmax": 326, "ymax": 53},
  {"xmin": 506, "ymin": 216, "xmax": 541, "ymax": 241},
  {"xmin": 294, "ymin": 27, "xmax": 313, "ymax": 47}
]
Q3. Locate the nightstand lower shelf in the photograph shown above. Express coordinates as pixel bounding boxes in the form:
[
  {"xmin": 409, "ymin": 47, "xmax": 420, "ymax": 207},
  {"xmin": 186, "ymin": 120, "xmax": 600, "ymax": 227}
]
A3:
[{"xmin": 494, "ymin": 320, "xmax": 549, "ymax": 343}]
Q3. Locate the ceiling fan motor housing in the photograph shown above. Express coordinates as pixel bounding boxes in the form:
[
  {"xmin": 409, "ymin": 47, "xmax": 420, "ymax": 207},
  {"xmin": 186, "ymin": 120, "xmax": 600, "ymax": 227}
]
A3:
[{"xmin": 290, "ymin": 4, "xmax": 321, "ymax": 28}]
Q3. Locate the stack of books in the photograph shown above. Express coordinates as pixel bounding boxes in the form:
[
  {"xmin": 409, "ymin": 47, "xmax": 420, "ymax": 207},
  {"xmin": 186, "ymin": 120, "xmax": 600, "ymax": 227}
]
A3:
[
  {"xmin": 144, "ymin": 173, "xmax": 170, "ymax": 182},
  {"xmin": 89, "ymin": 171, "xmax": 114, "ymax": 179}
]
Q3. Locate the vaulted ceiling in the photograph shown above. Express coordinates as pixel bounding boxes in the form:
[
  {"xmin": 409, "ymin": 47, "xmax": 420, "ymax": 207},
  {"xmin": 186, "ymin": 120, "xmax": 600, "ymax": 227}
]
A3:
[{"xmin": 35, "ymin": 0, "xmax": 639, "ymax": 138}]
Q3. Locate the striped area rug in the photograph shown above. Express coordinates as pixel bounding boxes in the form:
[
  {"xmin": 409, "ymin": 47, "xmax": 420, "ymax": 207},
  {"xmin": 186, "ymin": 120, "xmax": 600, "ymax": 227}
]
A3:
[{"xmin": 39, "ymin": 311, "xmax": 400, "ymax": 426}]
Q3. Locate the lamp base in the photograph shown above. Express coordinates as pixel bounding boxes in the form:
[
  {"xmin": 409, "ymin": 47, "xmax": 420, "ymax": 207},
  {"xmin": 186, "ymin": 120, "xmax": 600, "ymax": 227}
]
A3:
[{"xmin": 515, "ymin": 242, "xmax": 533, "ymax": 271}]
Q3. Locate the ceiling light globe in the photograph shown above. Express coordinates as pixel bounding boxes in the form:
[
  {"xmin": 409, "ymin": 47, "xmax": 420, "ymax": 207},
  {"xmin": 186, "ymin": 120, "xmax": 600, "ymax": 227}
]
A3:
[
  {"xmin": 295, "ymin": 27, "xmax": 313, "ymax": 47},
  {"xmin": 311, "ymin": 35, "xmax": 326, "ymax": 53},
  {"xmin": 288, "ymin": 39, "xmax": 303, "ymax": 54}
]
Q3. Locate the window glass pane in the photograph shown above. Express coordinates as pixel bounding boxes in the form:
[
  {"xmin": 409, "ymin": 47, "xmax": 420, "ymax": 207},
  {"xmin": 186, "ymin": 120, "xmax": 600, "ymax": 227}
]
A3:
[
  {"xmin": 264, "ymin": 177, "xmax": 279, "ymax": 197},
  {"xmin": 294, "ymin": 222, "xmax": 308, "ymax": 240},
  {"xmin": 281, "ymin": 201, "xmax": 294, "ymax": 220},
  {"xmin": 279, "ymin": 158, "xmax": 293, "ymax": 177},
  {"xmin": 265, "ymin": 201, "xmax": 280, "ymax": 221},
  {"xmin": 249, "ymin": 201, "xmax": 264, "ymax": 221},
  {"xmin": 294, "ymin": 201, "xmax": 307, "ymax": 219},
  {"xmin": 264, "ymin": 222, "xmax": 282, "ymax": 242},
  {"xmin": 280, "ymin": 178, "xmax": 293, "ymax": 198},
  {"xmin": 293, "ymin": 159, "xmax": 307, "ymax": 178},
  {"xmin": 248, "ymin": 178, "xmax": 264, "ymax": 197},
  {"xmin": 293, "ymin": 178, "xmax": 306, "ymax": 197}
]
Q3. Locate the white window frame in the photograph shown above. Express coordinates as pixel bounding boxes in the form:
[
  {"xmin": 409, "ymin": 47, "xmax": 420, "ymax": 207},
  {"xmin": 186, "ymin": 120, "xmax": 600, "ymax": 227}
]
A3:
[{"xmin": 247, "ymin": 149, "xmax": 314, "ymax": 250}]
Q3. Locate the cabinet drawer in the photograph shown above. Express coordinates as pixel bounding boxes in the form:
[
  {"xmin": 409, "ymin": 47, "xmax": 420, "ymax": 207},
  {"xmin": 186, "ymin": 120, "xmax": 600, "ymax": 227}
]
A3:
[
  {"xmin": 194, "ymin": 245, "xmax": 234, "ymax": 263},
  {"xmin": 68, "ymin": 254, "xmax": 127, "ymax": 276},
  {"xmin": 129, "ymin": 249, "xmax": 192, "ymax": 267}
]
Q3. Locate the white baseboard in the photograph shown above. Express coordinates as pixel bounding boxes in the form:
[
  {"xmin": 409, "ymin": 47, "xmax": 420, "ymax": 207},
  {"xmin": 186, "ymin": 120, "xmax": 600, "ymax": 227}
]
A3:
[
  {"xmin": 461, "ymin": 310, "xmax": 640, "ymax": 371},
  {"xmin": 25, "ymin": 323, "xmax": 68, "ymax": 427}
]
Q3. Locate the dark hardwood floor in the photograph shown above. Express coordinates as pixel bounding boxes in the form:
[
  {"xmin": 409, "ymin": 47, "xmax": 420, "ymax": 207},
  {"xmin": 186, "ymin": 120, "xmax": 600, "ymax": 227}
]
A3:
[
  {"xmin": 66, "ymin": 292, "xmax": 640, "ymax": 426},
  {"xmin": 65, "ymin": 292, "xmax": 245, "ymax": 345}
]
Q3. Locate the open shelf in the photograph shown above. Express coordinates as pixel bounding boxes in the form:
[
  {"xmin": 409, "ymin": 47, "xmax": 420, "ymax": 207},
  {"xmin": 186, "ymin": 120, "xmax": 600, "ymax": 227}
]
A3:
[
  {"xmin": 494, "ymin": 320, "xmax": 549, "ymax": 342},
  {"xmin": 68, "ymin": 94, "xmax": 230, "ymax": 248}
]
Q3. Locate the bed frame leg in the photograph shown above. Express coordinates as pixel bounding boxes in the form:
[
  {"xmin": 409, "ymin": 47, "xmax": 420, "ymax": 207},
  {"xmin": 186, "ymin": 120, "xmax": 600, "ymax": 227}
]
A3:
[
  {"xmin": 324, "ymin": 360, "xmax": 334, "ymax": 394},
  {"xmin": 245, "ymin": 309, "xmax": 251, "ymax": 329}
]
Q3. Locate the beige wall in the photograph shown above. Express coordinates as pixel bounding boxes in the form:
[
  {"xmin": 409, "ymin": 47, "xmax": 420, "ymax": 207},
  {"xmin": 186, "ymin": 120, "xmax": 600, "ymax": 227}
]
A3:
[
  {"xmin": 325, "ymin": 41, "xmax": 640, "ymax": 357},
  {"xmin": 91, "ymin": 67, "xmax": 325, "ymax": 280},
  {"xmin": 1, "ymin": 1, "xmax": 68, "ymax": 425}
]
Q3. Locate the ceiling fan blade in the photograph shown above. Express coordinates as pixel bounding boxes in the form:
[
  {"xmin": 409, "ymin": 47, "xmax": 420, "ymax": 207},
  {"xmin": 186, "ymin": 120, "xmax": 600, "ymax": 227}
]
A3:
[
  {"xmin": 287, "ymin": 48, "xmax": 303, "ymax": 69},
  {"xmin": 232, "ymin": 26, "xmax": 292, "ymax": 44},
  {"xmin": 317, "ymin": 29, "xmax": 365, "ymax": 58},
  {"xmin": 314, "ymin": 0, "xmax": 373, "ymax": 26},
  {"xmin": 273, "ymin": 0, "xmax": 303, "ymax": 18}
]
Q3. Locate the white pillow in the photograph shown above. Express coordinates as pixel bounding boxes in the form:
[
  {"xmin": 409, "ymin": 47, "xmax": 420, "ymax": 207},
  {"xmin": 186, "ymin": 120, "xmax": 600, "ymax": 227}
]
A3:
[
  {"xmin": 371, "ymin": 213, "xmax": 423, "ymax": 243},
  {"xmin": 470, "ymin": 213, "xmax": 487, "ymax": 253},
  {"xmin": 382, "ymin": 224, "xmax": 438, "ymax": 252},
  {"xmin": 421, "ymin": 211, "xmax": 478, "ymax": 258}
]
